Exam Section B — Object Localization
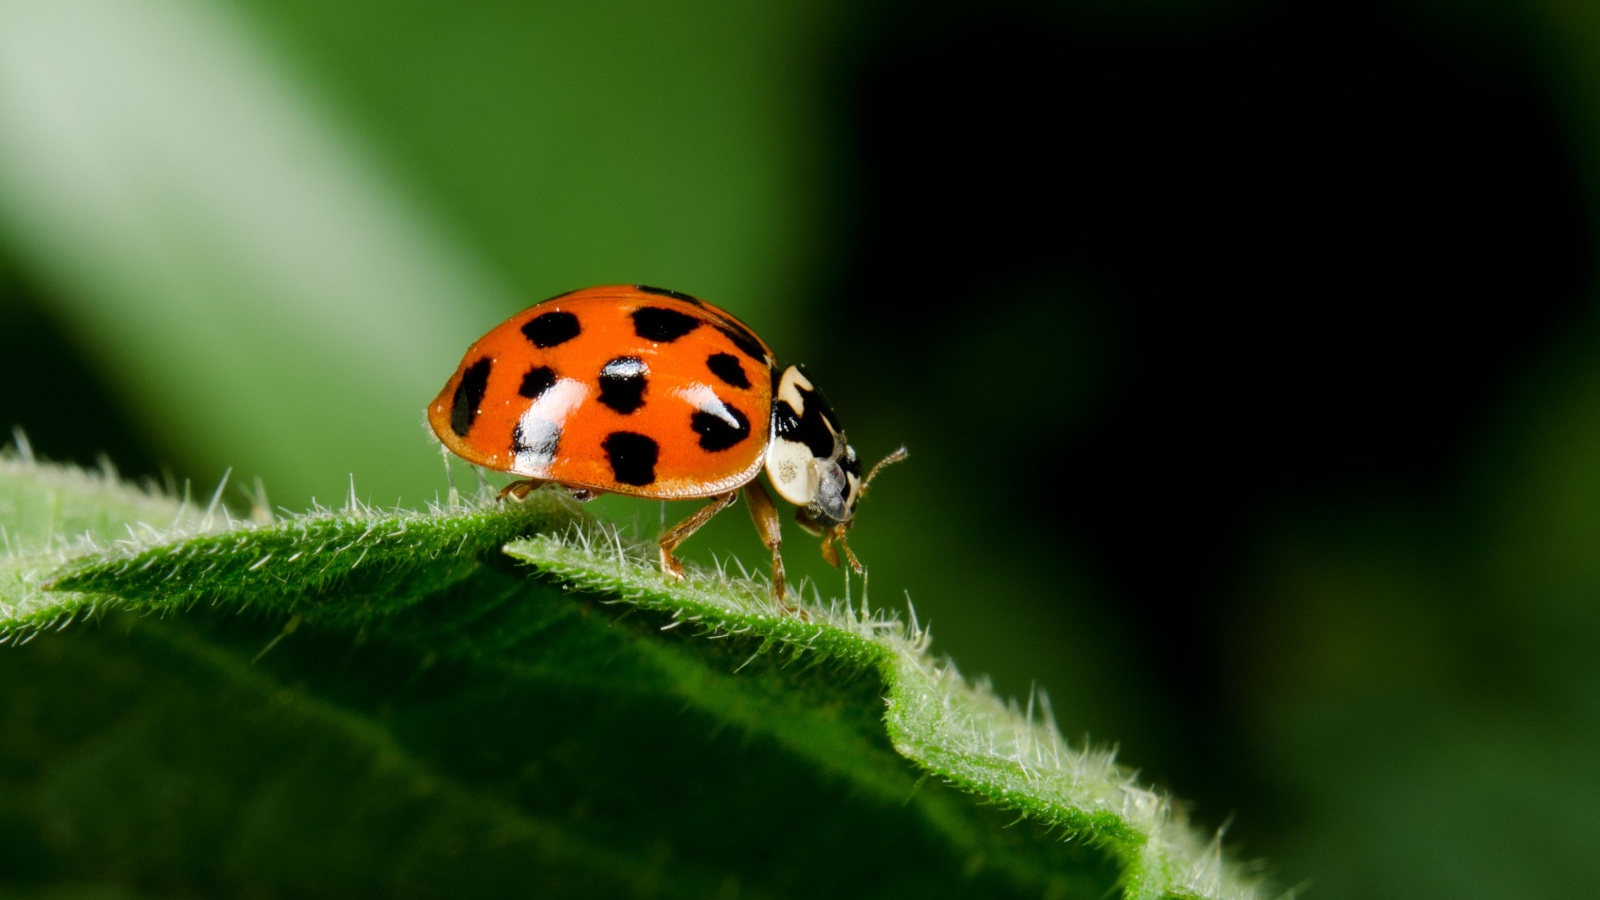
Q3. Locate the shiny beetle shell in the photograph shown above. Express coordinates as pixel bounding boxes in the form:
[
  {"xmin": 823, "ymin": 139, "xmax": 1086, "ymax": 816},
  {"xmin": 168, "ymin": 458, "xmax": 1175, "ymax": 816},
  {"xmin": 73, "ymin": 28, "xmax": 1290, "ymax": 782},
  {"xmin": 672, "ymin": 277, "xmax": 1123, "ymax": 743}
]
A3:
[{"xmin": 429, "ymin": 285, "xmax": 776, "ymax": 499}]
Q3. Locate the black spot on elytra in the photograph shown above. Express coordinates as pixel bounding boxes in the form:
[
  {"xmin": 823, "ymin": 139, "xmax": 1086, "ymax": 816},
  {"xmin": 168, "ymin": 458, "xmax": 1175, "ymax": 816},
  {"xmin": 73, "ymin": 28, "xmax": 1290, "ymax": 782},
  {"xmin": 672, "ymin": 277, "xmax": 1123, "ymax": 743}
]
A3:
[
  {"xmin": 450, "ymin": 358, "xmax": 492, "ymax": 437},
  {"xmin": 602, "ymin": 431, "xmax": 659, "ymax": 486},
  {"xmin": 518, "ymin": 365, "xmax": 557, "ymax": 400},
  {"xmin": 632, "ymin": 306, "xmax": 702, "ymax": 343},
  {"xmin": 706, "ymin": 352, "xmax": 751, "ymax": 389},
  {"xmin": 598, "ymin": 356, "xmax": 648, "ymax": 414},
  {"xmin": 522, "ymin": 310, "xmax": 581, "ymax": 348},
  {"xmin": 636, "ymin": 284, "xmax": 703, "ymax": 305},
  {"xmin": 691, "ymin": 401, "xmax": 752, "ymax": 452},
  {"xmin": 716, "ymin": 321, "xmax": 769, "ymax": 363}
]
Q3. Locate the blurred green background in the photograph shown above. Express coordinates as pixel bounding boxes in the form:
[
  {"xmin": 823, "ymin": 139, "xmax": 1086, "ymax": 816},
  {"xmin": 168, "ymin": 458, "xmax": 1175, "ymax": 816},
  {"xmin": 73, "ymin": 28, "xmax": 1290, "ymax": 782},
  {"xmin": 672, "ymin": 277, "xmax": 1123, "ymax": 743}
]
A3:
[{"xmin": 3, "ymin": 0, "xmax": 1600, "ymax": 894}]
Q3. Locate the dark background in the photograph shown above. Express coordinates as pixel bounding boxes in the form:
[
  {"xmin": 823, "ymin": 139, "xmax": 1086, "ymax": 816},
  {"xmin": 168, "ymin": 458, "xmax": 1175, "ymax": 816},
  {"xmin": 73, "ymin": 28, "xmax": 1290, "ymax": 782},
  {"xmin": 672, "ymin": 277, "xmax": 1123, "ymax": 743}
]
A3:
[{"xmin": 3, "ymin": 0, "xmax": 1597, "ymax": 894}]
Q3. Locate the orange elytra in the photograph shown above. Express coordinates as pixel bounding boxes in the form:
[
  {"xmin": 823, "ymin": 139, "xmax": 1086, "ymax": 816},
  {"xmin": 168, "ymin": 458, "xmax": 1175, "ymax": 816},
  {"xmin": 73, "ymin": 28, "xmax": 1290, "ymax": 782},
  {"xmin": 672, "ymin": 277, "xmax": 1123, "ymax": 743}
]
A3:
[{"xmin": 429, "ymin": 284, "xmax": 905, "ymax": 609}]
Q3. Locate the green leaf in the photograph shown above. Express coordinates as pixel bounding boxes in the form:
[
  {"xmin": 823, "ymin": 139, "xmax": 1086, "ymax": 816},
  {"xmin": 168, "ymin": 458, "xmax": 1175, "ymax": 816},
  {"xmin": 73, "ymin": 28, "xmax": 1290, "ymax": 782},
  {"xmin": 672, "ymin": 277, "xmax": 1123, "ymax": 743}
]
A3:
[
  {"xmin": 0, "ymin": 447, "xmax": 203, "ymax": 641},
  {"xmin": 3, "ymin": 455, "xmax": 1264, "ymax": 899},
  {"xmin": 0, "ymin": 445, "xmax": 197, "ymax": 554}
]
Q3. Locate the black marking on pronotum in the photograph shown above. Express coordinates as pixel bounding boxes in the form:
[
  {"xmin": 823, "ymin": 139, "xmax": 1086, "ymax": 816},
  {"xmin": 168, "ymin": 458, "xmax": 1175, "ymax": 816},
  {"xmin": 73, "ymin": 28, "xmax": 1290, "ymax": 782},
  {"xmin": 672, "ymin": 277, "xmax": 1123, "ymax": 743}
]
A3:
[
  {"xmin": 774, "ymin": 386, "xmax": 837, "ymax": 459},
  {"xmin": 691, "ymin": 401, "xmax": 751, "ymax": 452},
  {"xmin": 715, "ymin": 320, "xmax": 768, "ymax": 363},
  {"xmin": 598, "ymin": 356, "xmax": 648, "ymax": 414},
  {"xmin": 705, "ymin": 352, "xmax": 751, "ymax": 389},
  {"xmin": 518, "ymin": 365, "xmax": 558, "ymax": 400},
  {"xmin": 450, "ymin": 358, "xmax": 492, "ymax": 437},
  {"xmin": 512, "ymin": 417, "xmax": 562, "ymax": 465},
  {"xmin": 632, "ymin": 306, "xmax": 702, "ymax": 343},
  {"xmin": 841, "ymin": 444, "xmax": 863, "ymax": 478},
  {"xmin": 602, "ymin": 431, "xmax": 659, "ymax": 485},
  {"xmin": 636, "ymin": 284, "xmax": 703, "ymax": 305},
  {"xmin": 796, "ymin": 371, "xmax": 842, "ymax": 428},
  {"xmin": 522, "ymin": 310, "xmax": 581, "ymax": 348},
  {"xmin": 772, "ymin": 399, "xmax": 801, "ymax": 436}
]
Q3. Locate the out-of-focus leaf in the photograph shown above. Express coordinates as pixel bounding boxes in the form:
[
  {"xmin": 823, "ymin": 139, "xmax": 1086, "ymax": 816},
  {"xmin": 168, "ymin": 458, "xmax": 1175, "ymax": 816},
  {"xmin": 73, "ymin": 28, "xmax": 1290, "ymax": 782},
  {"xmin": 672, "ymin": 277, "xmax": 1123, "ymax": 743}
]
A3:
[
  {"xmin": 0, "ymin": 0, "xmax": 516, "ymax": 508},
  {"xmin": 0, "ymin": 0, "xmax": 831, "ymax": 509}
]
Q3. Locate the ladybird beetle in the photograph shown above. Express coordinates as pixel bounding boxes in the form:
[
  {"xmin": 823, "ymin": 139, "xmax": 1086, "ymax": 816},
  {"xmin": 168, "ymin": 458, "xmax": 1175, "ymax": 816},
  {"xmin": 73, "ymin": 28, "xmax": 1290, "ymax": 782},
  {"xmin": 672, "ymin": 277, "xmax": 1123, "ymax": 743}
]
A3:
[{"xmin": 428, "ymin": 284, "xmax": 905, "ymax": 608}]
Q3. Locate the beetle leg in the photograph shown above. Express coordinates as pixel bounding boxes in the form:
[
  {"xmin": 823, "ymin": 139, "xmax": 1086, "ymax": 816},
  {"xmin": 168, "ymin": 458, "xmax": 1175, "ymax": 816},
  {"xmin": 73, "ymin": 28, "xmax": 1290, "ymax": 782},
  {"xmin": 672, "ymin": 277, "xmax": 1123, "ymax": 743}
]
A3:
[
  {"xmin": 659, "ymin": 490, "xmax": 739, "ymax": 582},
  {"xmin": 743, "ymin": 478, "xmax": 790, "ymax": 608},
  {"xmin": 499, "ymin": 479, "xmax": 541, "ymax": 501},
  {"xmin": 834, "ymin": 527, "xmax": 863, "ymax": 573},
  {"xmin": 817, "ymin": 532, "xmax": 840, "ymax": 569}
]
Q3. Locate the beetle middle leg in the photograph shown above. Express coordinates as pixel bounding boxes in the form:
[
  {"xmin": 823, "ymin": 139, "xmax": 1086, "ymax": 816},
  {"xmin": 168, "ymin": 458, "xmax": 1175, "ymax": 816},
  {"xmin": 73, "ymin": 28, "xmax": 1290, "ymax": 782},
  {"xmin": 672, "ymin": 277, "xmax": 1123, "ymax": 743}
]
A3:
[{"xmin": 743, "ymin": 478, "xmax": 791, "ymax": 609}]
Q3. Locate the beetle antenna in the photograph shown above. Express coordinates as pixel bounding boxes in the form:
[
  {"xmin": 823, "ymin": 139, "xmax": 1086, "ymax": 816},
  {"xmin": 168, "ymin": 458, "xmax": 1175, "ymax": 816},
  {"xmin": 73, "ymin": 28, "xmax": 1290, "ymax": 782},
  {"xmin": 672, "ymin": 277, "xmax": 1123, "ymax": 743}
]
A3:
[{"xmin": 860, "ymin": 446, "xmax": 908, "ymax": 499}]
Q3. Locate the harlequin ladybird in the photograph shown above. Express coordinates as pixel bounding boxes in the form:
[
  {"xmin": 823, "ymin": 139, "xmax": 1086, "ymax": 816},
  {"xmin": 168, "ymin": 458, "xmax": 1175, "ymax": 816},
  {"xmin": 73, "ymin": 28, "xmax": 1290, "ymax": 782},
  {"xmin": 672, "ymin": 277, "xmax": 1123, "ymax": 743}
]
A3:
[{"xmin": 428, "ymin": 284, "xmax": 905, "ymax": 607}]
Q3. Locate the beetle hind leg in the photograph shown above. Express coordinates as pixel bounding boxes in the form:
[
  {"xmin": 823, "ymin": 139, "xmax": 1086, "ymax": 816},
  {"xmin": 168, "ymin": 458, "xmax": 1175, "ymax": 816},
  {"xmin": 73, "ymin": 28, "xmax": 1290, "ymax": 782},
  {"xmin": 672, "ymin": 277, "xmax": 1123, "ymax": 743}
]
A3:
[
  {"xmin": 498, "ymin": 479, "xmax": 542, "ymax": 501},
  {"xmin": 499, "ymin": 480, "xmax": 598, "ymax": 503},
  {"xmin": 659, "ymin": 490, "xmax": 740, "ymax": 581}
]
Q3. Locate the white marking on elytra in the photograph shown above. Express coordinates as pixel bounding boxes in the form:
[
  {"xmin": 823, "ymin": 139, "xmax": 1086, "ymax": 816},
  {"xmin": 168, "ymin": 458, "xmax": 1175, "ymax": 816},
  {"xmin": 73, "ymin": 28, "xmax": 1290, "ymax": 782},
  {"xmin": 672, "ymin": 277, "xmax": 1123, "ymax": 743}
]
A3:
[
  {"xmin": 600, "ymin": 356, "xmax": 646, "ymax": 380},
  {"xmin": 677, "ymin": 384, "xmax": 742, "ymax": 429},
  {"xmin": 514, "ymin": 379, "xmax": 587, "ymax": 474}
]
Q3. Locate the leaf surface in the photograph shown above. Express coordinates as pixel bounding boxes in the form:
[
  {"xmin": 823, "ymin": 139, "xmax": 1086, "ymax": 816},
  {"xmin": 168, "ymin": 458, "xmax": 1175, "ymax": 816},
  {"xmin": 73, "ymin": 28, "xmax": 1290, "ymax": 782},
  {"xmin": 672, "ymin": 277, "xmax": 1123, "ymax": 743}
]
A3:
[{"xmin": 2, "ymin": 457, "xmax": 1260, "ymax": 900}]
